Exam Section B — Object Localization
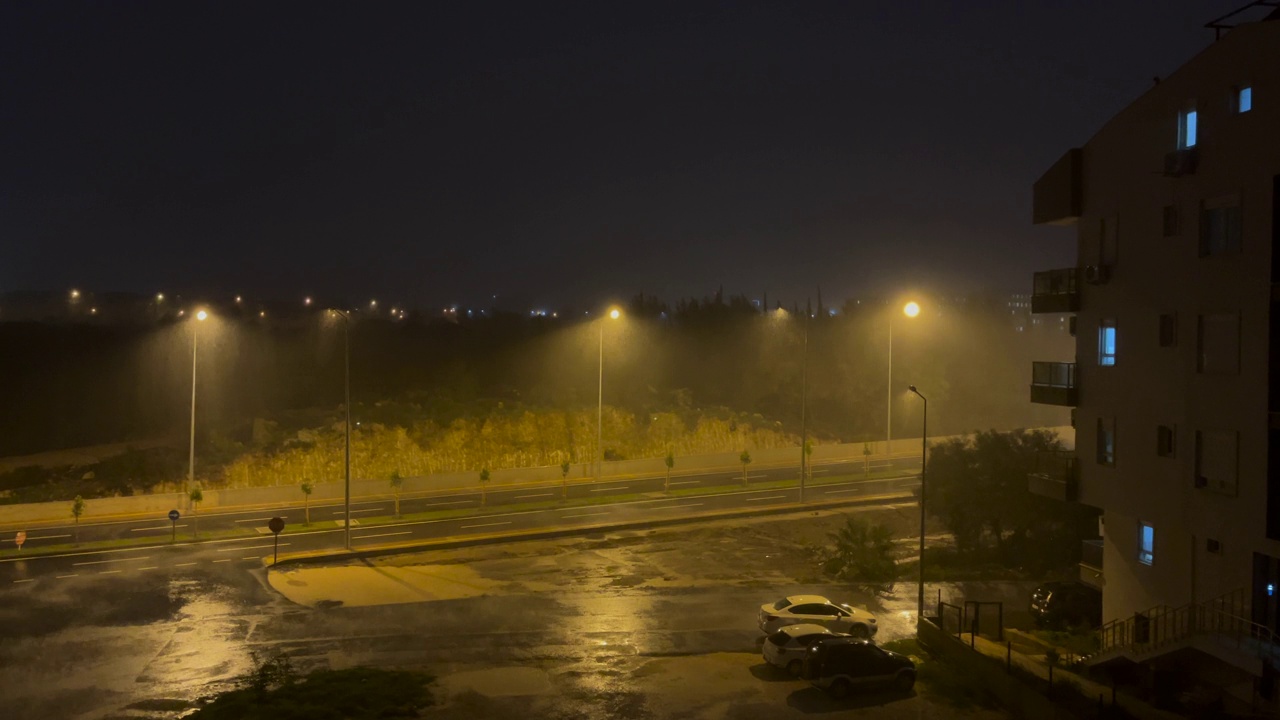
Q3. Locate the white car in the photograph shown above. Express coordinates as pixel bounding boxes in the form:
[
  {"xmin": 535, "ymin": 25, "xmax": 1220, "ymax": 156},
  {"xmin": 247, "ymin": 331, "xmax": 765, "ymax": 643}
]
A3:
[
  {"xmin": 758, "ymin": 594, "xmax": 878, "ymax": 637},
  {"xmin": 762, "ymin": 623, "xmax": 846, "ymax": 676}
]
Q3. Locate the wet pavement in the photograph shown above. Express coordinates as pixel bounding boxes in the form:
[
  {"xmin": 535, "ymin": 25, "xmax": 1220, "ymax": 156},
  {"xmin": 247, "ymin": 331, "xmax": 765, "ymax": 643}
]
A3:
[{"xmin": 0, "ymin": 504, "xmax": 1019, "ymax": 719}]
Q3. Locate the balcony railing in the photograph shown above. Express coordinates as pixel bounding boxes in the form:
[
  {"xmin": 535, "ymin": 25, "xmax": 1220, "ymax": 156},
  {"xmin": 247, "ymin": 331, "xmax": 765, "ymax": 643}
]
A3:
[
  {"xmin": 1031, "ymin": 361, "xmax": 1077, "ymax": 406},
  {"xmin": 1031, "ymin": 268, "xmax": 1079, "ymax": 314},
  {"xmin": 1080, "ymin": 538, "xmax": 1104, "ymax": 589},
  {"xmin": 1028, "ymin": 450, "xmax": 1078, "ymax": 502}
]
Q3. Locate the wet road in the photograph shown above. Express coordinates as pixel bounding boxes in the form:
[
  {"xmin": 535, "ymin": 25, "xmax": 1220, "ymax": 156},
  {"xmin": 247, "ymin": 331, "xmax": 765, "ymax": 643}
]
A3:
[
  {"xmin": 2, "ymin": 456, "xmax": 920, "ymax": 548},
  {"xmin": 0, "ymin": 506, "xmax": 1017, "ymax": 719}
]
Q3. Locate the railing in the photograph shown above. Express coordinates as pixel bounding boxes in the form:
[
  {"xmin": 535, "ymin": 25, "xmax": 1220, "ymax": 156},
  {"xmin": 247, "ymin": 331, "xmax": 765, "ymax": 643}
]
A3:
[
  {"xmin": 1032, "ymin": 362, "xmax": 1076, "ymax": 388},
  {"xmin": 1089, "ymin": 589, "xmax": 1280, "ymax": 667},
  {"xmin": 1031, "ymin": 268, "xmax": 1080, "ymax": 313},
  {"xmin": 1027, "ymin": 450, "xmax": 1078, "ymax": 502},
  {"xmin": 1080, "ymin": 538, "xmax": 1103, "ymax": 569}
]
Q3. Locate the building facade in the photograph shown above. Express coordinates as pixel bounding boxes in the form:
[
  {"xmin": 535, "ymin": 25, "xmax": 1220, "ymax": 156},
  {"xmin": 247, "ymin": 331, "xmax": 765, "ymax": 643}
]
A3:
[{"xmin": 1029, "ymin": 10, "xmax": 1280, "ymax": 700}]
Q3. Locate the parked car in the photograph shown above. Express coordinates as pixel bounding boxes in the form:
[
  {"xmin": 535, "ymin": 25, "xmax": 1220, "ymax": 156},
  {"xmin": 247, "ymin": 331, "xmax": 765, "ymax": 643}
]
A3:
[
  {"xmin": 763, "ymin": 623, "xmax": 847, "ymax": 676},
  {"xmin": 802, "ymin": 637, "xmax": 916, "ymax": 697},
  {"xmin": 758, "ymin": 594, "xmax": 878, "ymax": 637},
  {"xmin": 1030, "ymin": 581, "xmax": 1102, "ymax": 629}
]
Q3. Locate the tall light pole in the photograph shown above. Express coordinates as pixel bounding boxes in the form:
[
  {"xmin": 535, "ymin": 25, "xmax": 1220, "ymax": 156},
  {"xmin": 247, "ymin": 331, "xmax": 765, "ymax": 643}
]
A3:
[
  {"xmin": 909, "ymin": 385, "xmax": 927, "ymax": 620},
  {"xmin": 597, "ymin": 308, "xmax": 621, "ymax": 481},
  {"xmin": 329, "ymin": 310, "xmax": 353, "ymax": 550},
  {"xmin": 799, "ymin": 312, "xmax": 809, "ymax": 503},
  {"xmin": 187, "ymin": 310, "xmax": 209, "ymax": 495},
  {"xmin": 887, "ymin": 301, "xmax": 921, "ymax": 455}
]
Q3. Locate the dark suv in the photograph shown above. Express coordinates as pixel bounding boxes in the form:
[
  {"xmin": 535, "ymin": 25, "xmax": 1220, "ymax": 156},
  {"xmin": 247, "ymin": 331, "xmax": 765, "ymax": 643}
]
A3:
[
  {"xmin": 801, "ymin": 638, "xmax": 916, "ymax": 698},
  {"xmin": 1030, "ymin": 581, "xmax": 1102, "ymax": 629}
]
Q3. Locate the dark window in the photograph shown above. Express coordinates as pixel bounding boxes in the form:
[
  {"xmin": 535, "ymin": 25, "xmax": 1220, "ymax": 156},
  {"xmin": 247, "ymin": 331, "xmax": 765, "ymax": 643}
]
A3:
[
  {"xmin": 1200, "ymin": 204, "xmax": 1243, "ymax": 256},
  {"xmin": 1157, "ymin": 425, "xmax": 1176, "ymax": 458},
  {"xmin": 1163, "ymin": 205, "xmax": 1180, "ymax": 237},
  {"xmin": 1097, "ymin": 417, "xmax": 1116, "ymax": 467},
  {"xmin": 1198, "ymin": 313, "xmax": 1241, "ymax": 374},
  {"xmin": 1195, "ymin": 430, "xmax": 1239, "ymax": 495},
  {"xmin": 1159, "ymin": 314, "xmax": 1178, "ymax": 347},
  {"xmin": 790, "ymin": 604, "xmax": 826, "ymax": 615}
]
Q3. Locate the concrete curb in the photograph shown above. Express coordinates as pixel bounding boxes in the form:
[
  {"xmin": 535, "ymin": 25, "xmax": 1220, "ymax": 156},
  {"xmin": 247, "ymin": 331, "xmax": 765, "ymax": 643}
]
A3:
[{"xmin": 265, "ymin": 491, "xmax": 918, "ymax": 569}]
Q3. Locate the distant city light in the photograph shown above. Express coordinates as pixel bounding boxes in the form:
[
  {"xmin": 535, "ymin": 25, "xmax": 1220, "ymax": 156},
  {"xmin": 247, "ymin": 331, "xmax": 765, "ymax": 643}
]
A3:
[
  {"xmin": 156, "ymin": 293, "xmax": 165, "ymax": 302},
  {"xmin": 89, "ymin": 307, "xmax": 97, "ymax": 315},
  {"xmin": 304, "ymin": 297, "xmax": 313, "ymax": 306},
  {"xmin": 259, "ymin": 311, "xmax": 266, "ymax": 318},
  {"xmin": 235, "ymin": 295, "xmax": 242, "ymax": 303},
  {"xmin": 370, "ymin": 300, "xmax": 377, "ymax": 309},
  {"xmin": 178, "ymin": 310, "xmax": 185, "ymax": 316},
  {"xmin": 69, "ymin": 289, "xmax": 80, "ymax": 300}
]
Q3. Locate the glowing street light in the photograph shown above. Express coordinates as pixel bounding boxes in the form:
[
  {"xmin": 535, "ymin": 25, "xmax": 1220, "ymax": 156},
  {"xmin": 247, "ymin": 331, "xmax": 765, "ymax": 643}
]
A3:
[
  {"xmin": 69, "ymin": 289, "xmax": 81, "ymax": 300},
  {"xmin": 234, "ymin": 295, "xmax": 242, "ymax": 304},
  {"xmin": 304, "ymin": 297, "xmax": 313, "ymax": 306},
  {"xmin": 156, "ymin": 293, "xmax": 165, "ymax": 302},
  {"xmin": 187, "ymin": 309, "xmax": 210, "ymax": 494},
  {"xmin": 597, "ymin": 307, "xmax": 623, "ymax": 481},
  {"xmin": 887, "ymin": 301, "xmax": 921, "ymax": 454}
]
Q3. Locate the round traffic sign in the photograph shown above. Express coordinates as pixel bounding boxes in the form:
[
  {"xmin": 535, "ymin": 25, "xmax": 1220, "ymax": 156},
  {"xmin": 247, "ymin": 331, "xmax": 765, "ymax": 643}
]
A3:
[
  {"xmin": 268, "ymin": 516, "xmax": 285, "ymax": 534},
  {"xmin": 169, "ymin": 509, "xmax": 180, "ymax": 521},
  {"xmin": 15, "ymin": 531, "xmax": 26, "ymax": 548}
]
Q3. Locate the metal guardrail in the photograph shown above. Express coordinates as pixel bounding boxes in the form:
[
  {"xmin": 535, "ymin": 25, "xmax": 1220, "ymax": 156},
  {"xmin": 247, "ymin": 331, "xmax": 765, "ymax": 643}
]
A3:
[
  {"xmin": 1090, "ymin": 588, "xmax": 1279, "ymax": 666},
  {"xmin": 1033, "ymin": 268, "xmax": 1078, "ymax": 298}
]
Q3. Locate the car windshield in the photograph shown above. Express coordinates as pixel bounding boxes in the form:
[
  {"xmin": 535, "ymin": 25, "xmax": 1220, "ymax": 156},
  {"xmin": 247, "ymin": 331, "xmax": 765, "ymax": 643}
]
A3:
[{"xmin": 773, "ymin": 599, "xmax": 794, "ymax": 611}]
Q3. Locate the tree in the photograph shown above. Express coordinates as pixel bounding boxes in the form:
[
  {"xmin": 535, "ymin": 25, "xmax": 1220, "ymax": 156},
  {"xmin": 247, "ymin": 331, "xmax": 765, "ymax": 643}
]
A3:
[
  {"xmin": 71, "ymin": 495, "xmax": 85, "ymax": 544},
  {"xmin": 389, "ymin": 471, "xmax": 403, "ymax": 517},
  {"xmin": 300, "ymin": 480, "xmax": 313, "ymax": 526},
  {"xmin": 189, "ymin": 486, "xmax": 204, "ymax": 538},
  {"xmin": 664, "ymin": 451, "xmax": 674, "ymax": 493},
  {"xmin": 560, "ymin": 461, "xmax": 571, "ymax": 500},
  {"xmin": 479, "ymin": 468, "xmax": 490, "ymax": 505},
  {"xmin": 925, "ymin": 428, "xmax": 1087, "ymax": 570},
  {"xmin": 739, "ymin": 450, "xmax": 752, "ymax": 486},
  {"xmin": 821, "ymin": 516, "xmax": 898, "ymax": 596}
]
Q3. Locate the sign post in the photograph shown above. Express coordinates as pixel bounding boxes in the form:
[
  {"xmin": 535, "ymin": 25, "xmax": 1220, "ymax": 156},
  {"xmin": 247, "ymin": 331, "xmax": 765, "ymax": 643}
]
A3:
[
  {"xmin": 268, "ymin": 516, "xmax": 285, "ymax": 565},
  {"xmin": 168, "ymin": 509, "xmax": 180, "ymax": 543},
  {"xmin": 14, "ymin": 531, "xmax": 26, "ymax": 551}
]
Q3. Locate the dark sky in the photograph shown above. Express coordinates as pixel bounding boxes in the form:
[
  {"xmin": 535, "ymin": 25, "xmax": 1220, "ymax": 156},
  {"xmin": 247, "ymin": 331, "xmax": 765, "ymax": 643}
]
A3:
[{"xmin": 0, "ymin": 1, "xmax": 1242, "ymax": 311}]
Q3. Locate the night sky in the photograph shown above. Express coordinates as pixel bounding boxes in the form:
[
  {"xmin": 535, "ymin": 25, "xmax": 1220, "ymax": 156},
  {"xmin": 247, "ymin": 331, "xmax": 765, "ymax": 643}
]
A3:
[{"xmin": 1, "ymin": 1, "xmax": 1239, "ymax": 311}]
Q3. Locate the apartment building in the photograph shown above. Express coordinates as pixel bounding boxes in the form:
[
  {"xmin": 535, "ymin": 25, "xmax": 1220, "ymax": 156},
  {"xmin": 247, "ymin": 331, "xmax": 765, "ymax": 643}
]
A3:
[{"xmin": 1029, "ymin": 7, "xmax": 1279, "ymax": 704}]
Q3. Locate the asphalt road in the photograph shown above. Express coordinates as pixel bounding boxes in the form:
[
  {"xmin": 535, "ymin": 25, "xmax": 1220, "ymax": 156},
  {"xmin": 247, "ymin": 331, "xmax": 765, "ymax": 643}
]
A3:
[{"xmin": 0, "ymin": 462, "xmax": 920, "ymax": 585}]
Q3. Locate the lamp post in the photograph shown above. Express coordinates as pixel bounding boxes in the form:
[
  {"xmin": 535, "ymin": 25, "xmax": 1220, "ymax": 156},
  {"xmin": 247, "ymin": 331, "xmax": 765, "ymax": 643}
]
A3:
[
  {"xmin": 887, "ymin": 301, "xmax": 921, "ymax": 456},
  {"xmin": 187, "ymin": 310, "xmax": 208, "ymax": 495},
  {"xmin": 597, "ymin": 308, "xmax": 621, "ymax": 481},
  {"xmin": 799, "ymin": 312, "xmax": 809, "ymax": 502},
  {"xmin": 329, "ymin": 309, "xmax": 353, "ymax": 550},
  {"xmin": 908, "ymin": 384, "xmax": 927, "ymax": 620}
]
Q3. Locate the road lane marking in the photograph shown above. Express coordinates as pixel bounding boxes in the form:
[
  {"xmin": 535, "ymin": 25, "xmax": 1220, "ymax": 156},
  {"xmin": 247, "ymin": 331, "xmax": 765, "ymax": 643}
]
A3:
[
  {"xmin": 656, "ymin": 503, "xmax": 705, "ymax": 510},
  {"xmin": 561, "ymin": 511, "xmax": 611, "ymax": 518},
  {"xmin": 514, "ymin": 493, "xmax": 555, "ymax": 499},
  {"xmin": 355, "ymin": 531, "xmax": 413, "ymax": 540},
  {"xmin": 73, "ymin": 556, "xmax": 152, "ymax": 566},
  {"xmin": 19, "ymin": 534, "xmax": 72, "ymax": 540},
  {"xmin": 242, "ymin": 556, "xmax": 260, "ymax": 560},
  {"xmin": 131, "ymin": 525, "xmax": 186, "ymax": 532},
  {"xmin": 234, "ymin": 516, "xmax": 288, "ymax": 523},
  {"xmin": 460, "ymin": 521, "xmax": 512, "ymax": 529},
  {"xmin": 216, "ymin": 544, "xmax": 289, "ymax": 552},
  {"xmin": 423, "ymin": 500, "xmax": 472, "ymax": 506},
  {"xmin": 668, "ymin": 480, "xmax": 701, "ymax": 486},
  {"xmin": 99, "ymin": 570, "xmax": 121, "ymax": 575},
  {"xmin": 745, "ymin": 495, "xmax": 787, "ymax": 502},
  {"xmin": 824, "ymin": 487, "xmax": 864, "ymax": 494},
  {"xmin": 56, "ymin": 574, "xmax": 79, "ymax": 579},
  {"xmin": 139, "ymin": 566, "xmax": 158, "ymax": 571},
  {"xmin": 588, "ymin": 486, "xmax": 628, "ymax": 492},
  {"xmin": 12, "ymin": 578, "xmax": 34, "ymax": 583},
  {"xmin": 332, "ymin": 508, "xmax": 382, "ymax": 515},
  {"xmin": 175, "ymin": 562, "xmax": 197, "ymax": 567},
  {"xmin": 213, "ymin": 559, "xmax": 231, "ymax": 563}
]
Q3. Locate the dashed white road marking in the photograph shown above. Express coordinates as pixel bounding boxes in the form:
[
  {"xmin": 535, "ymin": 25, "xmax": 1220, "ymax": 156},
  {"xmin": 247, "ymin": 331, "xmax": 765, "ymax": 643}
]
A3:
[
  {"xmin": 139, "ymin": 566, "xmax": 158, "ymax": 571},
  {"xmin": 212, "ymin": 559, "xmax": 231, "ymax": 563},
  {"xmin": 234, "ymin": 516, "xmax": 287, "ymax": 523},
  {"xmin": 175, "ymin": 562, "xmax": 197, "ymax": 567},
  {"xmin": 745, "ymin": 495, "xmax": 787, "ymax": 502},
  {"xmin": 55, "ymin": 574, "xmax": 79, "ymax": 579},
  {"xmin": 423, "ymin": 500, "xmax": 472, "ymax": 506},
  {"xmin": 99, "ymin": 570, "xmax": 121, "ymax": 575},
  {"xmin": 355, "ymin": 531, "xmax": 413, "ymax": 540},
  {"xmin": 73, "ymin": 556, "xmax": 152, "ymax": 567},
  {"xmin": 333, "ymin": 508, "xmax": 382, "ymax": 515},
  {"xmin": 588, "ymin": 486, "xmax": 629, "ymax": 493},
  {"xmin": 460, "ymin": 521, "xmax": 512, "ymax": 529},
  {"xmin": 12, "ymin": 578, "xmax": 34, "ymax": 584},
  {"xmin": 131, "ymin": 525, "xmax": 186, "ymax": 532},
  {"xmin": 561, "ymin": 511, "xmax": 611, "ymax": 518},
  {"xmin": 515, "ymin": 493, "xmax": 555, "ymax": 499},
  {"xmin": 216, "ymin": 544, "xmax": 289, "ymax": 553},
  {"xmin": 656, "ymin": 503, "xmax": 705, "ymax": 510}
]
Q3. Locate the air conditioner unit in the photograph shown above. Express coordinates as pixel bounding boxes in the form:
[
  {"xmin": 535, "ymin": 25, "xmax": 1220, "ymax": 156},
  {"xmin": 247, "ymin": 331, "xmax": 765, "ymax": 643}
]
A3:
[
  {"xmin": 1164, "ymin": 149, "xmax": 1198, "ymax": 177},
  {"xmin": 1084, "ymin": 265, "xmax": 1111, "ymax": 284}
]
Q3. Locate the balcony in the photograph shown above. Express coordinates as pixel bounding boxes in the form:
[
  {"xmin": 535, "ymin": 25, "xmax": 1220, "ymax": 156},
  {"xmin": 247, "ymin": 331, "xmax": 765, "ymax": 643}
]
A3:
[
  {"xmin": 1028, "ymin": 450, "xmax": 1078, "ymax": 502},
  {"xmin": 1031, "ymin": 268, "xmax": 1080, "ymax": 314},
  {"xmin": 1032, "ymin": 148, "xmax": 1082, "ymax": 226},
  {"xmin": 1031, "ymin": 361, "xmax": 1078, "ymax": 406},
  {"xmin": 1080, "ymin": 538, "xmax": 1104, "ymax": 589}
]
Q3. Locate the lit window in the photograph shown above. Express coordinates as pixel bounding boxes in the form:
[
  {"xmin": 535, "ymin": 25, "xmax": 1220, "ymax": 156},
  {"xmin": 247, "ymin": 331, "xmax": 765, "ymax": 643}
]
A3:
[
  {"xmin": 1237, "ymin": 86, "xmax": 1252, "ymax": 113},
  {"xmin": 1139, "ymin": 522, "xmax": 1155, "ymax": 565},
  {"xmin": 1178, "ymin": 109, "xmax": 1198, "ymax": 149},
  {"xmin": 1099, "ymin": 319, "xmax": 1117, "ymax": 366}
]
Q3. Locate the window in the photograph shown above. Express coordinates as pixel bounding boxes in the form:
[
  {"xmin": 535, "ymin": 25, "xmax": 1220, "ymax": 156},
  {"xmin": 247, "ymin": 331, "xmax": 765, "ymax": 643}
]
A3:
[
  {"xmin": 1139, "ymin": 522, "xmax": 1155, "ymax": 566},
  {"xmin": 1097, "ymin": 417, "xmax": 1116, "ymax": 467},
  {"xmin": 1099, "ymin": 319, "xmax": 1117, "ymax": 366},
  {"xmin": 1159, "ymin": 313, "xmax": 1178, "ymax": 347},
  {"xmin": 1237, "ymin": 86, "xmax": 1252, "ymax": 114},
  {"xmin": 1162, "ymin": 205, "xmax": 1180, "ymax": 237},
  {"xmin": 1199, "ymin": 202, "xmax": 1242, "ymax": 256},
  {"xmin": 1197, "ymin": 313, "xmax": 1240, "ymax": 374},
  {"xmin": 1179, "ymin": 109, "xmax": 1198, "ymax": 149},
  {"xmin": 1157, "ymin": 425, "xmax": 1176, "ymax": 457},
  {"xmin": 1195, "ymin": 430, "xmax": 1239, "ymax": 495}
]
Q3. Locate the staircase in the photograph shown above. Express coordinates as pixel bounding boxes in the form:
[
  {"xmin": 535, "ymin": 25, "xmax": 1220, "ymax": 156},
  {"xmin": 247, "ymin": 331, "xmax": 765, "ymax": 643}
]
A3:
[{"xmin": 1083, "ymin": 590, "xmax": 1280, "ymax": 674}]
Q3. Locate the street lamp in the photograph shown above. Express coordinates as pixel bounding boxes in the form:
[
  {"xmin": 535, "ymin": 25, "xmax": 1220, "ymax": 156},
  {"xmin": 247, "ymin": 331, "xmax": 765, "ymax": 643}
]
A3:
[
  {"xmin": 597, "ymin": 307, "xmax": 622, "ymax": 481},
  {"xmin": 908, "ymin": 384, "xmax": 927, "ymax": 620},
  {"xmin": 187, "ymin": 310, "xmax": 209, "ymax": 494},
  {"xmin": 329, "ymin": 309, "xmax": 353, "ymax": 550},
  {"xmin": 887, "ymin": 301, "xmax": 921, "ymax": 455}
]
